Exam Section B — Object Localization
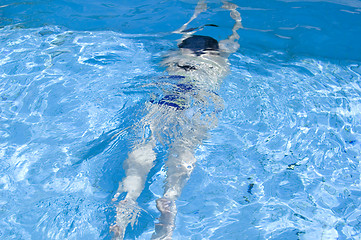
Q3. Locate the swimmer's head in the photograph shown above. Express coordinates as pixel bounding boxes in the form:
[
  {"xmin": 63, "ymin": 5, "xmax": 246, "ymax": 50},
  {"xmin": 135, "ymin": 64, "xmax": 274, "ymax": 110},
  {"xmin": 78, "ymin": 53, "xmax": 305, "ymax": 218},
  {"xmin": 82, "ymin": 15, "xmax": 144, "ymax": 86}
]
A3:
[{"xmin": 178, "ymin": 35, "xmax": 219, "ymax": 56}]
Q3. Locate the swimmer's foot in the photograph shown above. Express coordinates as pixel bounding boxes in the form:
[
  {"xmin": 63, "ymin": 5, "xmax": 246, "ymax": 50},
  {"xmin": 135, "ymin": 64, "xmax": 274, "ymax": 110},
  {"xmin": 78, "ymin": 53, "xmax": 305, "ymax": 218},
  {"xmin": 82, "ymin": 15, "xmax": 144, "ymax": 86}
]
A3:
[
  {"xmin": 152, "ymin": 198, "xmax": 177, "ymax": 240},
  {"xmin": 110, "ymin": 199, "xmax": 141, "ymax": 240}
]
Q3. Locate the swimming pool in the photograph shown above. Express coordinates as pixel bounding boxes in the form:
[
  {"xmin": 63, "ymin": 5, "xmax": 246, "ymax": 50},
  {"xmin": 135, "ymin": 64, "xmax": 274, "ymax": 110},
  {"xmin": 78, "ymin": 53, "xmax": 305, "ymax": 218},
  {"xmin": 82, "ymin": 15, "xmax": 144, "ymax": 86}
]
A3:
[{"xmin": 1, "ymin": 0, "xmax": 361, "ymax": 239}]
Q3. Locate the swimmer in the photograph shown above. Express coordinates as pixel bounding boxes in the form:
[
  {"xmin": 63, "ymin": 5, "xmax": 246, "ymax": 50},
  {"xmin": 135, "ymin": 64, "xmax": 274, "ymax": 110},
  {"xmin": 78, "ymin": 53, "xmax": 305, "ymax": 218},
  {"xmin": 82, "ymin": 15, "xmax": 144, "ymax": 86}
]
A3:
[{"xmin": 111, "ymin": 1, "xmax": 242, "ymax": 239}]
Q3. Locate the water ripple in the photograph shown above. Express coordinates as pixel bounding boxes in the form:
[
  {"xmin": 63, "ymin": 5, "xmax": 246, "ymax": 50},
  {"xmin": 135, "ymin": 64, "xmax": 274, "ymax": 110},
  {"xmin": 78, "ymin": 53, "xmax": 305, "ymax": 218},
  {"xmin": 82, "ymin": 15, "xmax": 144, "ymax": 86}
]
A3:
[
  {"xmin": 1, "ymin": 24, "xmax": 361, "ymax": 239},
  {"xmin": 203, "ymin": 51, "xmax": 361, "ymax": 239},
  {"xmin": 0, "ymin": 25, "xmax": 154, "ymax": 239}
]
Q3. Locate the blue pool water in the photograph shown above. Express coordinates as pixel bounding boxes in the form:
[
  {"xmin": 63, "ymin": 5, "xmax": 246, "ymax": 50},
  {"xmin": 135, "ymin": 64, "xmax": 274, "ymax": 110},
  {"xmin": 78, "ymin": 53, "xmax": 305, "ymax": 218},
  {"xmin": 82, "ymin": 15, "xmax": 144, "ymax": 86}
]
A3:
[{"xmin": 1, "ymin": 0, "xmax": 361, "ymax": 239}]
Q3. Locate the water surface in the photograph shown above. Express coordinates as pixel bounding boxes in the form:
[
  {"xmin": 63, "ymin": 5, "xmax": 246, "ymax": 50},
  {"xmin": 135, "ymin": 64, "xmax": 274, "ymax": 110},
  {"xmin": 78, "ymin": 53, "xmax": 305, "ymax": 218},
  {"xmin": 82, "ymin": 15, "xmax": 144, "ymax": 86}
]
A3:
[{"xmin": 1, "ymin": 0, "xmax": 361, "ymax": 239}]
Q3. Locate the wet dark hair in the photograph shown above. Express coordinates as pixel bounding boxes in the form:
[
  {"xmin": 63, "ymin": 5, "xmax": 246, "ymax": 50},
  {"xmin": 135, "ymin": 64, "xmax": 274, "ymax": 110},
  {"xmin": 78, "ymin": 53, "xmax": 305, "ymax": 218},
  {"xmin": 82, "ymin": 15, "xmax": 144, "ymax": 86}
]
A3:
[{"xmin": 178, "ymin": 35, "xmax": 219, "ymax": 55}]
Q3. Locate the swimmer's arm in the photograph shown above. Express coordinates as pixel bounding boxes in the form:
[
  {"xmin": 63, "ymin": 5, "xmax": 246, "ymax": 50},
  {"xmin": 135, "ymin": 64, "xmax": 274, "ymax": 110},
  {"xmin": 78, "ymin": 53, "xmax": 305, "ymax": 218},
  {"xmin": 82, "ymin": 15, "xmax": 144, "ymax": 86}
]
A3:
[
  {"xmin": 173, "ymin": 0, "xmax": 207, "ymax": 36},
  {"xmin": 219, "ymin": 1, "xmax": 243, "ymax": 54}
]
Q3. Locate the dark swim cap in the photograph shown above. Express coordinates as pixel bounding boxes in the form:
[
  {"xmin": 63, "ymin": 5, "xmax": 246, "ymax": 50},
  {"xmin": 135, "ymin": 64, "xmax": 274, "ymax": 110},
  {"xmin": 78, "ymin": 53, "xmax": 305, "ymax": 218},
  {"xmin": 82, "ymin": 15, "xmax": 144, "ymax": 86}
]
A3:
[{"xmin": 178, "ymin": 35, "xmax": 219, "ymax": 54}]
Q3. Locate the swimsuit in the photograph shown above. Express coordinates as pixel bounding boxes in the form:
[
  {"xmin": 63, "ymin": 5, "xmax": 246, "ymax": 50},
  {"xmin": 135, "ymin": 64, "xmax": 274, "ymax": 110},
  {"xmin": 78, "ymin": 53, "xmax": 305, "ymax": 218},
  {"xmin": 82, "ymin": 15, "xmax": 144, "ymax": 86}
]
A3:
[
  {"xmin": 152, "ymin": 35, "xmax": 220, "ymax": 110},
  {"xmin": 151, "ymin": 75, "xmax": 195, "ymax": 110}
]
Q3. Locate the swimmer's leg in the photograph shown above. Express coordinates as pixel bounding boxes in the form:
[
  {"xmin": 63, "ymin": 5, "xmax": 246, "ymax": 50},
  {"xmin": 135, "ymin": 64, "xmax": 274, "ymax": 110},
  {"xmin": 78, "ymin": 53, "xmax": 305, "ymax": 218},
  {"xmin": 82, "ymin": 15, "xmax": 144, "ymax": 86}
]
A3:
[
  {"xmin": 111, "ymin": 137, "xmax": 157, "ymax": 240},
  {"xmin": 152, "ymin": 141, "xmax": 197, "ymax": 240}
]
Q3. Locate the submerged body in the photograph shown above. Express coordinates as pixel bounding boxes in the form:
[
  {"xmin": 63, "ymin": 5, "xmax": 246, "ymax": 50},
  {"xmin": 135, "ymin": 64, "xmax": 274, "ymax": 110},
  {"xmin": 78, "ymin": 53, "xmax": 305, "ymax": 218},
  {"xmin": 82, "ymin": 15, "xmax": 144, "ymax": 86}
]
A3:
[{"xmin": 111, "ymin": 1, "xmax": 242, "ymax": 239}]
